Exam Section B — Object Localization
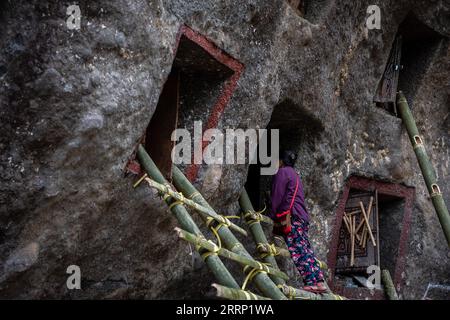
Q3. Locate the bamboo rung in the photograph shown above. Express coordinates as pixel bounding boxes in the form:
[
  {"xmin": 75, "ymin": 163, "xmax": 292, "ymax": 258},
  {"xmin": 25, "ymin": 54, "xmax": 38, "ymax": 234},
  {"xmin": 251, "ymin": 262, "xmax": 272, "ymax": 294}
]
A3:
[
  {"xmin": 243, "ymin": 210, "xmax": 274, "ymax": 225},
  {"xmin": 212, "ymin": 283, "xmax": 271, "ymax": 300},
  {"xmin": 381, "ymin": 269, "xmax": 399, "ymax": 300},
  {"xmin": 172, "ymin": 165, "xmax": 288, "ymax": 300},
  {"xmin": 278, "ymin": 284, "xmax": 347, "ymax": 300},
  {"xmin": 136, "ymin": 144, "xmax": 239, "ymax": 289},
  {"xmin": 257, "ymin": 243, "xmax": 290, "ymax": 257},
  {"xmin": 175, "ymin": 227, "xmax": 289, "ymax": 281},
  {"xmin": 239, "ymin": 188, "xmax": 286, "ymax": 287},
  {"xmin": 141, "ymin": 176, "xmax": 248, "ymax": 237}
]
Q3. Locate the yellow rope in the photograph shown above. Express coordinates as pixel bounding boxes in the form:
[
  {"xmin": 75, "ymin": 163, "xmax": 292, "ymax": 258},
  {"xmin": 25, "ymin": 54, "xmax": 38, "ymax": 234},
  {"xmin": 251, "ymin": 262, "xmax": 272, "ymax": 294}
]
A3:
[
  {"xmin": 161, "ymin": 182, "xmax": 172, "ymax": 196},
  {"xmin": 286, "ymin": 285, "xmax": 310, "ymax": 300},
  {"xmin": 219, "ymin": 216, "xmax": 232, "ymax": 230},
  {"xmin": 168, "ymin": 200, "xmax": 183, "ymax": 211},
  {"xmin": 204, "ymin": 217, "xmax": 224, "ymax": 259},
  {"xmin": 133, "ymin": 173, "xmax": 148, "ymax": 188},
  {"xmin": 147, "ymin": 179, "xmax": 185, "ymax": 212},
  {"xmin": 224, "ymin": 215, "xmax": 241, "ymax": 220},
  {"xmin": 210, "ymin": 225, "xmax": 222, "ymax": 252},
  {"xmin": 192, "ymin": 232, "xmax": 220, "ymax": 261},
  {"xmin": 242, "ymin": 290, "xmax": 259, "ymax": 300},
  {"xmin": 276, "ymin": 284, "xmax": 345, "ymax": 300},
  {"xmin": 277, "ymin": 284, "xmax": 296, "ymax": 300},
  {"xmin": 241, "ymin": 262, "xmax": 270, "ymax": 291},
  {"xmin": 288, "ymin": 286, "xmax": 296, "ymax": 300},
  {"xmin": 188, "ymin": 191, "xmax": 202, "ymax": 201},
  {"xmin": 200, "ymin": 240, "xmax": 220, "ymax": 261},
  {"xmin": 194, "ymin": 235, "xmax": 204, "ymax": 252},
  {"xmin": 243, "ymin": 205, "xmax": 267, "ymax": 227},
  {"xmin": 230, "ymin": 242, "xmax": 243, "ymax": 251},
  {"xmin": 317, "ymin": 259, "xmax": 328, "ymax": 270},
  {"xmin": 256, "ymin": 243, "xmax": 279, "ymax": 259}
]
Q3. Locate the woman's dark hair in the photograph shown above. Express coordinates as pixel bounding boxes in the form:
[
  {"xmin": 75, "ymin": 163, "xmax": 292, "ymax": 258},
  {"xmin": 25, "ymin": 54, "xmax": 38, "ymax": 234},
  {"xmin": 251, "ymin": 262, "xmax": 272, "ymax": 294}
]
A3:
[{"xmin": 280, "ymin": 150, "xmax": 297, "ymax": 167}]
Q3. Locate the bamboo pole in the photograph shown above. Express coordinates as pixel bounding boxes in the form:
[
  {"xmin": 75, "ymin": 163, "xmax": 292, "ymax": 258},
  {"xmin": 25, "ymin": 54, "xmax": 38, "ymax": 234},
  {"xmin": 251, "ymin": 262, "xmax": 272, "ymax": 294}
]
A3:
[
  {"xmin": 343, "ymin": 215, "xmax": 352, "ymax": 234},
  {"xmin": 317, "ymin": 259, "xmax": 328, "ymax": 272},
  {"xmin": 357, "ymin": 197, "xmax": 373, "ymax": 244},
  {"xmin": 239, "ymin": 188, "xmax": 286, "ymax": 286},
  {"xmin": 257, "ymin": 243, "xmax": 290, "ymax": 257},
  {"xmin": 356, "ymin": 229, "xmax": 362, "ymax": 243},
  {"xmin": 278, "ymin": 284, "xmax": 347, "ymax": 300},
  {"xmin": 397, "ymin": 91, "xmax": 450, "ymax": 247},
  {"xmin": 140, "ymin": 175, "xmax": 247, "ymax": 236},
  {"xmin": 355, "ymin": 218, "xmax": 365, "ymax": 235},
  {"xmin": 212, "ymin": 284, "xmax": 271, "ymax": 300},
  {"xmin": 381, "ymin": 269, "xmax": 399, "ymax": 300},
  {"xmin": 362, "ymin": 226, "xmax": 368, "ymax": 249},
  {"xmin": 366, "ymin": 197, "xmax": 374, "ymax": 218},
  {"xmin": 175, "ymin": 227, "xmax": 289, "ymax": 280},
  {"xmin": 171, "ymin": 165, "xmax": 287, "ymax": 300},
  {"xmin": 359, "ymin": 201, "xmax": 376, "ymax": 246},
  {"xmin": 244, "ymin": 210, "xmax": 274, "ymax": 225},
  {"xmin": 361, "ymin": 197, "xmax": 374, "ymax": 247},
  {"xmin": 358, "ymin": 223, "xmax": 366, "ymax": 246},
  {"xmin": 364, "ymin": 197, "xmax": 374, "ymax": 244},
  {"xmin": 239, "ymin": 190, "xmax": 334, "ymax": 295},
  {"xmin": 360, "ymin": 225, "xmax": 366, "ymax": 247},
  {"xmin": 136, "ymin": 145, "xmax": 239, "ymax": 289},
  {"xmin": 355, "ymin": 198, "xmax": 373, "ymax": 234}
]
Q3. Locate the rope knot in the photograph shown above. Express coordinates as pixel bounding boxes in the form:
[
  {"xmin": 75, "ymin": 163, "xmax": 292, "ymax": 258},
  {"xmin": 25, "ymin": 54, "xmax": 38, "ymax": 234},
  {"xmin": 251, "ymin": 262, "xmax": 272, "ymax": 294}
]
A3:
[
  {"xmin": 241, "ymin": 261, "xmax": 270, "ymax": 290},
  {"xmin": 243, "ymin": 205, "xmax": 266, "ymax": 226},
  {"xmin": 257, "ymin": 243, "xmax": 279, "ymax": 259}
]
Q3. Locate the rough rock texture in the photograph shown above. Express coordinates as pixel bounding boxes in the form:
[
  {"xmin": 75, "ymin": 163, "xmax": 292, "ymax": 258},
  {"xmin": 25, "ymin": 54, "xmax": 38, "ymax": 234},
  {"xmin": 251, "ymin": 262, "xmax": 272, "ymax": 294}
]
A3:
[{"xmin": 0, "ymin": 0, "xmax": 449, "ymax": 299}]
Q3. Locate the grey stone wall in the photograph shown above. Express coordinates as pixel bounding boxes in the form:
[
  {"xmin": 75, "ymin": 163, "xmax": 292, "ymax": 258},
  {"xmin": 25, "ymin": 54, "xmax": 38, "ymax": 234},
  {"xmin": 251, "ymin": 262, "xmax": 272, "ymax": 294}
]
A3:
[{"xmin": 0, "ymin": 0, "xmax": 448, "ymax": 299}]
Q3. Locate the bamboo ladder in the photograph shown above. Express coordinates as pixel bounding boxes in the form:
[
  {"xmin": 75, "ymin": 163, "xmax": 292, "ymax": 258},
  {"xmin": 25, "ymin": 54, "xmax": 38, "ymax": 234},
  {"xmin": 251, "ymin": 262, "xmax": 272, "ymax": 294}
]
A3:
[{"xmin": 134, "ymin": 145, "xmax": 345, "ymax": 300}]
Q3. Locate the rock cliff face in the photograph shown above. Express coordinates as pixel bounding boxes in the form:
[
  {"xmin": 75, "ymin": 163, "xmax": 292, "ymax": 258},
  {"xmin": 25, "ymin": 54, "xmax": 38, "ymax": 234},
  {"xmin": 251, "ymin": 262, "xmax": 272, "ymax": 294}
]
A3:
[{"xmin": 0, "ymin": 0, "xmax": 448, "ymax": 299}]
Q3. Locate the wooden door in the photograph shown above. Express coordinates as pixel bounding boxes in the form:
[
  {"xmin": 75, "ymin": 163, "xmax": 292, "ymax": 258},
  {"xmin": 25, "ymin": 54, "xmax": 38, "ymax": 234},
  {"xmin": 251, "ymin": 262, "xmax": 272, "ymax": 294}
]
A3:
[
  {"xmin": 374, "ymin": 36, "xmax": 402, "ymax": 115},
  {"xmin": 336, "ymin": 189, "xmax": 379, "ymax": 274}
]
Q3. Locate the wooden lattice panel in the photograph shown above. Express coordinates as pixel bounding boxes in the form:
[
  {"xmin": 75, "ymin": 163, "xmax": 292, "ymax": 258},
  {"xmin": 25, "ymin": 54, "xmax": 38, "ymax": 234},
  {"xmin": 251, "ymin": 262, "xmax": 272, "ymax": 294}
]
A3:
[{"xmin": 336, "ymin": 190, "xmax": 379, "ymax": 273}]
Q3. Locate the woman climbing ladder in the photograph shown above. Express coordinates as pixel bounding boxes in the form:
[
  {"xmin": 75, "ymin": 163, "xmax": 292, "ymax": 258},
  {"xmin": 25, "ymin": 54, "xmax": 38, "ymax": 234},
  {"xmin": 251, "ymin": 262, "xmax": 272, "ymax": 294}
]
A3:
[{"xmin": 270, "ymin": 150, "xmax": 326, "ymax": 293}]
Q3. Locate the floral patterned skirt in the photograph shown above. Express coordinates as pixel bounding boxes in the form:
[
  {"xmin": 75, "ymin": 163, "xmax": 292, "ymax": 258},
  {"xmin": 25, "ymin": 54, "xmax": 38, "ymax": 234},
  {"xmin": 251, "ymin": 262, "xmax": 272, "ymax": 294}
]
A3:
[{"xmin": 285, "ymin": 215, "xmax": 324, "ymax": 286}]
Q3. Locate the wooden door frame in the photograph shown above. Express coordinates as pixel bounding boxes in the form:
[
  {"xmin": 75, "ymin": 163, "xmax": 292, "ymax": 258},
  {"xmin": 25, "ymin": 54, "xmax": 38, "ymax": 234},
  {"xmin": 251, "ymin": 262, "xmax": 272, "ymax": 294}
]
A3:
[{"xmin": 327, "ymin": 175, "xmax": 415, "ymax": 299}]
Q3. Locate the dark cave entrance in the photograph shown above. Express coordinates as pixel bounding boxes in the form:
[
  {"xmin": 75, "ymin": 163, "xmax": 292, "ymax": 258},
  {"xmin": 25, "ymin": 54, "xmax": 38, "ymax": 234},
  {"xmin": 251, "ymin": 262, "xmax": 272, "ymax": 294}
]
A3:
[
  {"xmin": 245, "ymin": 100, "xmax": 323, "ymax": 211},
  {"xmin": 287, "ymin": 0, "xmax": 306, "ymax": 16},
  {"xmin": 328, "ymin": 176, "xmax": 415, "ymax": 299},
  {"xmin": 377, "ymin": 194, "xmax": 405, "ymax": 278},
  {"xmin": 286, "ymin": 0, "xmax": 328, "ymax": 22},
  {"xmin": 396, "ymin": 14, "xmax": 443, "ymax": 103},
  {"xmin": 374, "ymin": 13, "xmax": 444, "ymax": 116},
  {"xmin": 133, "ymin": 27, "xmax": 235, "ymax": 181},
  {"xmin": 144, "ymin": 70, "xmax": 180, "ymax": 180}
]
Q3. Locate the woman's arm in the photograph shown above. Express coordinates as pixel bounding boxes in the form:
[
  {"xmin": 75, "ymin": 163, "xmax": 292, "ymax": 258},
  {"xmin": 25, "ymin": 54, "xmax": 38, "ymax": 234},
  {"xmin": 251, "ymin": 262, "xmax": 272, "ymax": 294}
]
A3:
[
  {"xmin": 276, "ymin": 172, "xmax": 297, "ymax": 214},
  {"xmin": 270, "ymin": 169, "xmax": 290, "ymax": 218}
]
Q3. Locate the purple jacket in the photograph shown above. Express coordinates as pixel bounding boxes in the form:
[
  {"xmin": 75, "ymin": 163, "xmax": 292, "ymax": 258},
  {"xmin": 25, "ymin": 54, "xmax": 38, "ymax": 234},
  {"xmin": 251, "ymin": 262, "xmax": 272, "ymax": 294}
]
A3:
[{"xmin": 270, "ymin": 166, "xmax": 309, "ymax": 222}]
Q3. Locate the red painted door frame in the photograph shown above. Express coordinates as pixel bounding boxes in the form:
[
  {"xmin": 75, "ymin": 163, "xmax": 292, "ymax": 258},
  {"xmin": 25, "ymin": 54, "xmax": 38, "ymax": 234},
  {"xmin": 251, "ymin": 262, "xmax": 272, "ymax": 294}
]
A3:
[
  {"xmin": 175, "ymin": 25, "xmax": 245, "ymax": 182},
  {"xmin": 327, "ymin": 175, "xmax": 415, "ymax": 299}
]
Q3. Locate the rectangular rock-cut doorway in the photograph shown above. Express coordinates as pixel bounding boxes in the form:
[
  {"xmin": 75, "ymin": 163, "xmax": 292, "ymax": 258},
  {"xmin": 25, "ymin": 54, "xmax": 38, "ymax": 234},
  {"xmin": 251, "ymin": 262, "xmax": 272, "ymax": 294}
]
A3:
[
  {"xmin": 127, "ymin": 25, "xmax": 244, "ymax": 182},
  {"xmin": 374, "ymin": 13, "xmax": 444, "ymax": 116},
  {"xmin": 245, "ymin": 99, "xmax": 323, "ymax": 212},
  {"xmin": 327, "ymin": 176, "xmax": 415, "ymax": 299}
]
